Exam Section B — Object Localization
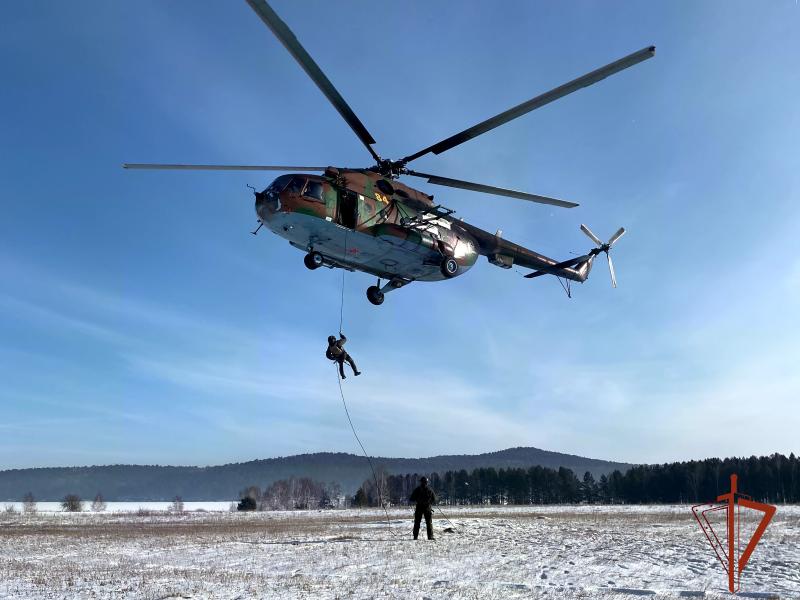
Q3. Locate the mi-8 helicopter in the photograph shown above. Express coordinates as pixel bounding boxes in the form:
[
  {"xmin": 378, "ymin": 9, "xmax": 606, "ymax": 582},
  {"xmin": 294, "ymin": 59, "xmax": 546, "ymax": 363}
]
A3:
[{"xmin": 125, "ymin": 0, "xmax": 654, "ymax": 306}]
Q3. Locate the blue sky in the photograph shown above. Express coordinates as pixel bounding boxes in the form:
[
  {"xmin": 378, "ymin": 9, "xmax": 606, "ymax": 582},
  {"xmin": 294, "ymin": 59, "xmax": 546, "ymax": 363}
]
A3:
[{"xmin": 1, "ymin": 1, "xmax": 798, "ymax": 469}]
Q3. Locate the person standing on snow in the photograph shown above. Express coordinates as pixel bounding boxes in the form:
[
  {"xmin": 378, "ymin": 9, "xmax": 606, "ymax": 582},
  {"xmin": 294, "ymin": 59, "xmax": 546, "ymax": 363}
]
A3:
[{"xmin": 410, "ymin": 476, "xmax": 436, "ymax": 540}]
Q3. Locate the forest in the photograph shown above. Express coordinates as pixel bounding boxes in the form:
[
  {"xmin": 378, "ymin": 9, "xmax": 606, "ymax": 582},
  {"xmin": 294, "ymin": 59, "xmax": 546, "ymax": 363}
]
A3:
[{"xmin": 353, "ymin": 453, "xmax": 800, "ymax": 506}]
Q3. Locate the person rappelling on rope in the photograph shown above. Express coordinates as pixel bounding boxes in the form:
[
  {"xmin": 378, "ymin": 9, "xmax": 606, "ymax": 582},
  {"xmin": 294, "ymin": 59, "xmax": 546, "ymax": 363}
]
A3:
[
  {"xmin": 326, "ymin": 333, "xmax": 361, "ymax": 379},
  {"xmin": 410, "ymin": 476, "xmax": 437, "ymax": 540}
]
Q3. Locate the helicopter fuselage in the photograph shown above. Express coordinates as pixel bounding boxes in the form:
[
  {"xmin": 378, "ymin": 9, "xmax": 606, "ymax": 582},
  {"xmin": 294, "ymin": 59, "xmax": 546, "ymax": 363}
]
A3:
[
  {"xmin": 255, "ymin": 167, "xmax": 479, "ymax": 284},
  {"xmin": 126, "ymin": 2, "xmax": 650, "ymax": 305}
]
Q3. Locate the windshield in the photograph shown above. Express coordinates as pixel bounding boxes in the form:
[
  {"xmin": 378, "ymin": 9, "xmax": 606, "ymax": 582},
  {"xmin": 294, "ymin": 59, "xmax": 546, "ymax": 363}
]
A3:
[
  {"xmin": 285, "ymin": 177, "xmax": 306, "ymax": 194},
  {"xmin": 266, "ymin": 174, "xmax": 293, "ymax": 193}
]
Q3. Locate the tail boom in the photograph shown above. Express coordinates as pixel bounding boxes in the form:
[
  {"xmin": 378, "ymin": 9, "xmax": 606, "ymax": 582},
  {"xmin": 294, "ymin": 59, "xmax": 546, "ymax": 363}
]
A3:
[
  {"xmin": 524, "ymin": 223, "xmax": 624, "ymax": 287},
  {"xmin": 523, "ymin": 253, "xmax": 595, "ymax": 281}
]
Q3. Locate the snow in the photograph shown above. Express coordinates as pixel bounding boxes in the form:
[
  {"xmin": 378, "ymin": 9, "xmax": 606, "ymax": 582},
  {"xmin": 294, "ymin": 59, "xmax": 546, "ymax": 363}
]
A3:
[
  {"xmin": 0, "ymin": 505, "xmax": 797, "ymax": 599},
  {"xmin": 2, "ymin": 501, "xmax": 233, "ymax": 514}
]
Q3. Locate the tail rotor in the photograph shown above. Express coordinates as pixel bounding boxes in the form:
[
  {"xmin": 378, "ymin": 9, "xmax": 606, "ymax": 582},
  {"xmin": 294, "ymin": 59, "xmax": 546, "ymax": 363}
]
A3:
[{"xmin": 580, "ymin": 225, "xmax": 626, "ymax": 288}]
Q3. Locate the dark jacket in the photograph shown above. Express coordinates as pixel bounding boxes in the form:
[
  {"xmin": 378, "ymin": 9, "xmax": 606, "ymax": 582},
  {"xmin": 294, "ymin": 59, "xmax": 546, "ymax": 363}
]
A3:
[
  {"xmin": 326, "ymin": 335, "xmax": 347, "ymax": 360},
  {"xmin": 410, "ymin": 484, "xmax": 437, "ymax": 510}
]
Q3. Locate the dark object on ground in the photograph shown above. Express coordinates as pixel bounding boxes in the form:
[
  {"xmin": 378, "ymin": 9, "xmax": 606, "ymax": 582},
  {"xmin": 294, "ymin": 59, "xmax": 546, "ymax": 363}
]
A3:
[{"xmin": 237, "ymin": 496, "xmax": 257, "ymax": 511}]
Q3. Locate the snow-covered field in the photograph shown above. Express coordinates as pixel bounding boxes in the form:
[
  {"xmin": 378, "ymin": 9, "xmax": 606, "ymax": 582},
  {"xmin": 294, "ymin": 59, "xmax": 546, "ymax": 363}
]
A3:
[
  {"xmin": 0, "ymin": 505, "xmax": 797, "ymax": 599},
  {"xmin": 2, "ymin": 501, "xmax": 235, "ymax": 514}
]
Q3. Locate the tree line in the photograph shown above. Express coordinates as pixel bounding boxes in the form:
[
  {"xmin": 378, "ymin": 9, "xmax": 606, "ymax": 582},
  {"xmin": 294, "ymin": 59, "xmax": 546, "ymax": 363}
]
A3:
[
  {"xmin": 237, "ymin": 477, "xmax": 344, "ymax": 511},
  {"xmin": 13, "ymin": 453, "xmax": 798, "ymax": 511},
  {"xmin": 352, "ymin": 453, "xmax": 800, "ymax": 506}
]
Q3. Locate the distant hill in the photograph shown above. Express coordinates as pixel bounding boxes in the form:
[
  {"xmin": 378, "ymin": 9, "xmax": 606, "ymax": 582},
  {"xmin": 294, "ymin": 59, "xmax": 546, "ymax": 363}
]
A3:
[{"xmin": 0, "ymin": 447, "xmax": 631, "ymax": 501}]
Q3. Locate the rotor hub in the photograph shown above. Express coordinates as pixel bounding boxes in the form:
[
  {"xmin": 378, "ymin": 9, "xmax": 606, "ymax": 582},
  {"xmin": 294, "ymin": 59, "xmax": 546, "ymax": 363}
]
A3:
[{"xmin": 368, "ymin": 158, "xmax": 407, "ymax": 179}]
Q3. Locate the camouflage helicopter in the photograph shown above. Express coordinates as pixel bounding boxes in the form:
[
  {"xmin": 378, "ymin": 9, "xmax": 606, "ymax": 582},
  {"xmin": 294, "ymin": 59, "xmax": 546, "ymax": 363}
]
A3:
[{"xmin": 125, "ymin": 0, "xmax": 654, "ymax": 306}]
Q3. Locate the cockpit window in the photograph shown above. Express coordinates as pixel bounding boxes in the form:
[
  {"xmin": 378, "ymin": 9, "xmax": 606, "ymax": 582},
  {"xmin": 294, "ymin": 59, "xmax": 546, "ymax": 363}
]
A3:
[
  {"xmin": 267, "ymin": 174, "xmax": 293, "ymax": 193},
  {"xmin": 304, "ymin": 181, "xmax": 323, "ymax": 201},
  {"xmin": 285, "ymin": 176, "xmax": 306, "ymax": 194}
]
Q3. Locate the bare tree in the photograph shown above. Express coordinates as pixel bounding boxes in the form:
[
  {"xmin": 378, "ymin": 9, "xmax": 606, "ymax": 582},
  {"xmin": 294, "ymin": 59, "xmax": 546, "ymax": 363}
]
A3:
[
  {"xmin": 260, "ymin": 477, "xmax": 329, "ymax": 510},
  {"xmin": 375, "ymin": 467, "xmax": 390, "ymax": 507},
  {"xmin": 295, "ymin": 477, "xmax": 321, "ymax": 509},
  {"xmin": 327, "ymin": 481, "xmax": 343, "ymax": 508},
  {"xmin": 91, "ymin": 493, "xmax": 106, "ymax": 512},
  {"xmin": 170, "ymin": 496, "xmax": 184, "ymax": 513},
  {"xmin": 22, "ymin": 492, "xmax": 36, "ymax": 514},
  {"xmin": 61, "ymin": 494, "xmax": 83, "ymax": 512},
  {"xmin": 264, "ymin": 479, "xmax": 291, "ymax": 510}
]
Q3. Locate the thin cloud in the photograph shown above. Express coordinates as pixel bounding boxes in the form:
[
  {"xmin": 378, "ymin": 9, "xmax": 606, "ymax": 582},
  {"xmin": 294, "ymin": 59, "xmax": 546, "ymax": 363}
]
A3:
[{"xmin": 0, "ymin": 292, "xmax": 128, "ymax": 344}]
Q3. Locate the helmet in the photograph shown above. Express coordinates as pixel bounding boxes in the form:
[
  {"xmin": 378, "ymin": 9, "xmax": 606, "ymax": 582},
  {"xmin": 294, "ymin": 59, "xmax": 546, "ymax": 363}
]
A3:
[
  {"xmin": 420, "ymin": 476, "xmax": 428, "ymax": 485},
  {"xmin": 328, "ymin": 336, "xmax": 336, "ymax": 344}
]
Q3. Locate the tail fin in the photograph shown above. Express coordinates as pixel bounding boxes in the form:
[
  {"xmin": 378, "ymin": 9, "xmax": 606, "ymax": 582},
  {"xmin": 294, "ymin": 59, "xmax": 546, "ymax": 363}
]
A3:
[{"xmin": 573, "ymin": 254, "xmax": 596, "ymax": 282}]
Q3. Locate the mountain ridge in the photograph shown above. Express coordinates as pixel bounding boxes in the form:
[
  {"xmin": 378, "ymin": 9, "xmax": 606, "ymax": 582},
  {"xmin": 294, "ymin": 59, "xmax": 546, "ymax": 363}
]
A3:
[{"xmin": 0, "ymin": 446, "xmax": 632, "ymax": 501}]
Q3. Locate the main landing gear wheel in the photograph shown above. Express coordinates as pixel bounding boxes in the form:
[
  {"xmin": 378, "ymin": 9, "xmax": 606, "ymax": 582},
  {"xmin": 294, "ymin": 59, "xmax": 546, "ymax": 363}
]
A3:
[
  {"xmin": 441, "ymin": 257, "xmax": 459, "ymax": 278},
  {"xmin": 366, "ymin": 286, "xmax": 384, "ymax": 306},
  {"xmin": 304, "ymin": 251, "xmax": 324, "ymax": 270}
]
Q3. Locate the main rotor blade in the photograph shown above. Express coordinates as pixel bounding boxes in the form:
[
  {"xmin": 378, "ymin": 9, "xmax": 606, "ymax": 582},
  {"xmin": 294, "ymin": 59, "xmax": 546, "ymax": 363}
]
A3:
[
  {"xmin": 123, "ymin": 163, "xmax": 327, "ymax": 171},
  {"xmin": 406, "ymin": 170, "xmax": 578, "ymax": 208},
  {"xmin": 400, "ymin": 46, "xmax": 655, "ymax": 164},
  {"xmin": 608, "ymin": 227, "xmax": 626, "ymax": 246},
  {"xmin": 607, "ymin": 253, "xmax": 618, "ymax": 288},
  {"xmin": 245, "ymin": 0, "xmax": 380, "ymax": 162},
  {"xmin": 580, "ymin": 223, "xmax": 603, "ymax": 246}
]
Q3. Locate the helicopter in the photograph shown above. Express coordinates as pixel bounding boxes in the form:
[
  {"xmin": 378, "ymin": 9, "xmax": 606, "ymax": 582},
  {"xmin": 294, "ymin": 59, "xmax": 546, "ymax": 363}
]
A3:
[{"xmin": 125, "ymin": 0, "xmax": 654, "ymax": 306}]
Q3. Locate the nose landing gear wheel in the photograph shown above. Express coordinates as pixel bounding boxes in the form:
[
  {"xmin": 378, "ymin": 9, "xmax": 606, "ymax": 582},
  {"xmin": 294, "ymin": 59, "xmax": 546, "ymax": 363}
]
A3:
[
  {"xmin": 304, "ymin": 251, "xmax": 324, "ymax": 270},
  {"xmin": 441, "ymin": 257, "xmax": 459, "ymax": 278},
  {"xmin": 366, "ymin": 286, "xmax": 384, "ymax": 306}
]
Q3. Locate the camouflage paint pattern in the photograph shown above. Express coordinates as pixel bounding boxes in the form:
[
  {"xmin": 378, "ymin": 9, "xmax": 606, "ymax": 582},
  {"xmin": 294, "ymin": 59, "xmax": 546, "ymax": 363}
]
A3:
[{"xmin": 256, "ymin": 167, "xmax": 588, "ymax": 284}]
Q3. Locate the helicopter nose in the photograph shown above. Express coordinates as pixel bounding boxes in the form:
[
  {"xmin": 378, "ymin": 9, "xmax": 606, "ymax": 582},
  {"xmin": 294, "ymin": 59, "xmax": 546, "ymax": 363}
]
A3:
[{"xmin": 255, "ymin": 189, "xmax": 279, "ymax": 220}]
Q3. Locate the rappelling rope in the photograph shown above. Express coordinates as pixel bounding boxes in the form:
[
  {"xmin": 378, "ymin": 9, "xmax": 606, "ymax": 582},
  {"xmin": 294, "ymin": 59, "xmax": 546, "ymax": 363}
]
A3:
[
  {"xmin": 334, "ymin": 368, "xmax": 456, "ymax": 539},
  {"xmin": 434, "ymin": 505, "xmax": 461, "ymax": 533},
  {"xmin": 338, "ymin": 268, "xmax": 345, "ymax": 335},
  {"xmin": 334, "ymin": 369, "xmax": 398, "ymax": 537},
  {"xmin": 334, "ymin": 226, "xmax": 399, "ymax": 537},
  {"xmin": 338, "ymin": 228, "xmax": 349, "ymax": 335},
  {"xmin": 333, "ymin": 216, "xmax": 450, "ymax": 539}
]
